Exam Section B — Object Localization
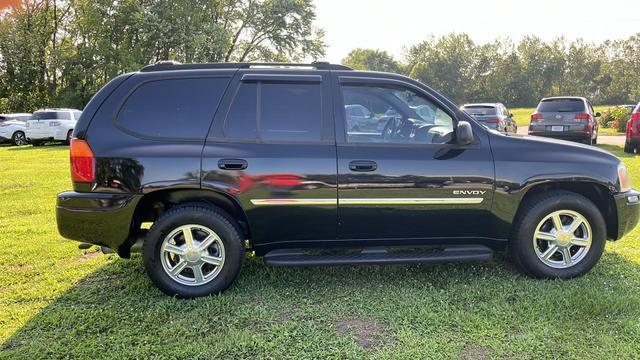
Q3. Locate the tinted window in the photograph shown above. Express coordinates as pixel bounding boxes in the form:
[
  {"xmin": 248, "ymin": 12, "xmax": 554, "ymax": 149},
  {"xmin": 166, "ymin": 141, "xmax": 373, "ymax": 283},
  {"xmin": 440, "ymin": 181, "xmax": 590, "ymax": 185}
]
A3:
[
  {"xmin": 537, "ymin": 99, "xmax": 586, "ymax": 112},
  {"xmin": 224, "ymin": 81, "xmax": 322, "ymax": 142},
  {"xmin": 261, "ymin": 82, "xmax": 321, "ymax": 142},
  {"xmin": 342, "ymin": 85, "xmax": 454, "ymax": 145},
  {"xmin": 117, "ymin": 77, "xmax": 229, "ymax": 139},
  {"xmin": 32, "ymin": 111, "xmax": 71, "ymax": 120},
  {"xmin": 224, "ymin": 83, "xmax": 257, "ymax": 139},
  {"xmin": 463, "ymin": 106, "xmax": 497, "ymax": 116}
]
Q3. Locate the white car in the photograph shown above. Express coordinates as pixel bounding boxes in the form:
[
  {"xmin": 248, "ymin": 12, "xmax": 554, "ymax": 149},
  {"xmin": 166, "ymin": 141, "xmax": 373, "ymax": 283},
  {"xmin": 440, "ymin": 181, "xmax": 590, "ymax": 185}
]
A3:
[
  {"xmin": 0, "ymin": 113, "xmax": 31, "ymax": 146},
  {"xmin": 26, "ymin": 108, "xmax": 82, "ymax": 145}
]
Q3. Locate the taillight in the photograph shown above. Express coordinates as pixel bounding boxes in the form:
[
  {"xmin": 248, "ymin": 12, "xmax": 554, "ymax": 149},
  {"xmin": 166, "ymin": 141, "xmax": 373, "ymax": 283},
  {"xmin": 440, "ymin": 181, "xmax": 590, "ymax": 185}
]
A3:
[
  {"xmin": 531, "ymin": 113, "xmax": 543, "ymax": 121},
  {"xmin": 70, "ymin": 138, "xmax": 95, "ymax": 183},
  {"xmin": 484, "ymin": 117, "xmax": 500, "ymax": 124},
  {"xmin": 575, "ymin": 113, "xmax": 591, "ymax": 121},
  {"xmin": 631, "ymin": 113, "xmax": 640, "ymax": 131}
]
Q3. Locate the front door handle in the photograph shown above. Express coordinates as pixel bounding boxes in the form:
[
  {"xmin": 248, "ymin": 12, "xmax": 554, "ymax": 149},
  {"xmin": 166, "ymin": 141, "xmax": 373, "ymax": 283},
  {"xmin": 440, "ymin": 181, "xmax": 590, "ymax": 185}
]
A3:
[
  {"xmin": 349, "ymin": 160, "xmax": 377, "ymax": 172},
  {"xmin": 218, "ymin": 159, "xmax": 248, "ymax": 170}
]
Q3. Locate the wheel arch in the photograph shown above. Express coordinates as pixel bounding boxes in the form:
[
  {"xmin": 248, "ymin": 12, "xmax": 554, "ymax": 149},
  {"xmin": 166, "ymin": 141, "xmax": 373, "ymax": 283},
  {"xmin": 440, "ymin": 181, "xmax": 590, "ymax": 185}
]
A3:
[
  {"xmin": 512, "ymin": 181, "xmax": 617, "ymax": 240},
  {"xmin": 120, "ymin": 188, "xmax": 251, "ymax": 257}
]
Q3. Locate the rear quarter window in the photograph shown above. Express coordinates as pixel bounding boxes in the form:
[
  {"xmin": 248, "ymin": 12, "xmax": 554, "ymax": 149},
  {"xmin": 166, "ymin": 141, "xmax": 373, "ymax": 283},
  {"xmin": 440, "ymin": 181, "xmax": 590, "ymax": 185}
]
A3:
[
  {"xmin": 116, "ymin": 77, "xmax": 230, "ymax": 140},
  {"xmin": 537, "ymin": 99, "xmax": 586, "ymax": 112}
]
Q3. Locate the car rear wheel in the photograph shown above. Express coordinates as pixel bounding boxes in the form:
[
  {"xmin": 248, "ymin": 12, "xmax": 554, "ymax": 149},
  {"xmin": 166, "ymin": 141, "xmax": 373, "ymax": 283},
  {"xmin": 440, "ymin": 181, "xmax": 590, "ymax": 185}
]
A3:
[
  {"xmin": 624, "ymin": 142, "xmax": 634, "ymax": 153},
  {"xmin": 510, "ymin": 190, "xmax": 606, "ymax": 279},
  {"xmin": 11, "ymin": 131, "xmax": 27, "ymax": 146},
  {"xmin": 65, "ymin": 130, "xmax": 73, "ymax": 144},
  {"xmin": 143, "ymin": 204, "xmax": 245, "ymax": 298}
]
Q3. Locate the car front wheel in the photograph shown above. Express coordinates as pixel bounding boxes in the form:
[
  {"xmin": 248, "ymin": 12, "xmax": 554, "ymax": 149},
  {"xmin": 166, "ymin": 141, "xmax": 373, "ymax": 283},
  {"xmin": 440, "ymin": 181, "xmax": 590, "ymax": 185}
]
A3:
[
  {"xmin": 510, "ymin": 190, "xmax": 606, "ymax": 279},
  {"xmin": 143, "ymin": 204, "xmax": 245, "ymax": 298}
]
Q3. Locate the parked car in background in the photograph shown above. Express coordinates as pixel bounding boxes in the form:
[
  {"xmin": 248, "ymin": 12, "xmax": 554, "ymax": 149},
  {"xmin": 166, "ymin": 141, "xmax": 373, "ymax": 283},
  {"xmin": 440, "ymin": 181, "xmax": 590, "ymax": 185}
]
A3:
[
  {"xmin": 624, "ymin": 103, "xmax": 640, "ymax": 153},
  {"xmin": 528, "ymin": 97, "xmax": 600, "ymax": 145},
  {"xmin": 345, "ymin": 104, "xmax": 378, "ymax": 132},
  {"xmin": 56, "ymin": 62, "xmax": 639, "ymax": 298},
  {"xmin": 26, "ymin": 108, "xmax": 82, "ymax": 145},
  {"xmin": 461, "ymin": 103, "xmax": 517, "ymax": 133},
  {"xmin": 0, "ymin": 113, "xmax": 31, "ymax": 146},
  {"xmin": 619, "ymin": 104, "xmax": 637, "ymax": 115}
]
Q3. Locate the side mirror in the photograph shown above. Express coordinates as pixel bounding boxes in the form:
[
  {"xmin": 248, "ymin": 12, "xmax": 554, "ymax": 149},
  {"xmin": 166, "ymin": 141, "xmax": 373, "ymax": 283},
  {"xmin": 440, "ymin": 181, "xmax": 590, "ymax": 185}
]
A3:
[
  {"xmin": 595, "ymin": 112, "xmax": 602, "ymax": 117},
  {"xmin": 456, "ymin": 121, "xmax": 474, "ymax": 145}
]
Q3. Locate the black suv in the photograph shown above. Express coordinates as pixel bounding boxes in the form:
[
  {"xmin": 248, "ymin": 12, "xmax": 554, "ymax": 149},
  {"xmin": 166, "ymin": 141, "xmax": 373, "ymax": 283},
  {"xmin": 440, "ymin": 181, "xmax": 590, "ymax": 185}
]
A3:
[{"xmin": 57, "ymin": 62, "xmax": 640, "ymax": 298}]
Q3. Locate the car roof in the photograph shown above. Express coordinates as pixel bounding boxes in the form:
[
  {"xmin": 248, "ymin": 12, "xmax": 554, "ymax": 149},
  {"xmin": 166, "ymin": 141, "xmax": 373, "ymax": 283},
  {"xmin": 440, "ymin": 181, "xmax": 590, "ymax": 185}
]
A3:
[
  {"xmin": 0, "ymin": 113, "xmax": 31, "ymax": 116},
  {"xmin": 540, "ymin": 96, "xmax": 587, "ymax": 101},
  {"xmin": 140, "ymin": 61, "xmax": 353, "ymax": 72},
  {"xmin": 34, "ymin": 108, "xmax": 81, "ymax": 112},
  {"xmin": 462, "ymin": 103, "xmax": 499, "ymax": 107}
]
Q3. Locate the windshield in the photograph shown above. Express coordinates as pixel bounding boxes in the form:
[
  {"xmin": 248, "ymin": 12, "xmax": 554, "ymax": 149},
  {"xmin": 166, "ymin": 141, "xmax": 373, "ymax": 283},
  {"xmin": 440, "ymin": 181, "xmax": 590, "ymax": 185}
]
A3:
[
  {"xmin": 537, "ymin": 99, "xmax": 585, "ymax": 113},
  {"xmin": 463, "ymin": 106, "xmax": 497, "ymax": 116}
]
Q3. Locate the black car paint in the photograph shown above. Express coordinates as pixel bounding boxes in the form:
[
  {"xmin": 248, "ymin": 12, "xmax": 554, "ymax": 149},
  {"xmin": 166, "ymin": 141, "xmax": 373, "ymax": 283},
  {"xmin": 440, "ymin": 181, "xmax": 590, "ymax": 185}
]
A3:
[{"xmin": 57, "ymin": 65, "xmax": 640, "ymax": 258}]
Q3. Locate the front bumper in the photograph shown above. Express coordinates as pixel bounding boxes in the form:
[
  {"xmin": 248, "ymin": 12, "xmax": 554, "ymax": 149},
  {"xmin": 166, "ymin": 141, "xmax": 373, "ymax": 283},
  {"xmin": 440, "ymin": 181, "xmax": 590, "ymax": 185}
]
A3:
[
  {"xmin": 56, "ymin": 191, "xmax": 142, "ymax": 250},
  {"xmin": 613, "ymin": 190, "xmax": 640, "ymax": 240}
]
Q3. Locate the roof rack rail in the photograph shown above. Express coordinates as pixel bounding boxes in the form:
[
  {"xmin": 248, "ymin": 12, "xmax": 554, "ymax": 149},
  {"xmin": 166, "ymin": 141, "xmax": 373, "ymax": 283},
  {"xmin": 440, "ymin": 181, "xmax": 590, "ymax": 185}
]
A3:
[{"xmin": 140, "ymin": 61, "xmax": 352, "ymax": 72}]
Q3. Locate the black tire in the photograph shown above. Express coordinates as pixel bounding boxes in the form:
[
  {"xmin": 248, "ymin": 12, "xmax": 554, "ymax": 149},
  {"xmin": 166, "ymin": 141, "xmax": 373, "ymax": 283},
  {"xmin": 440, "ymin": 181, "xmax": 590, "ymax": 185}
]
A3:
[
  {"xmin": 11, "ymin": 131, "xmax": 27, "ymax": 146},
  {"xmin": 143, "ymin": 204, "xmax": 245, "ymax": 298},
  {"xmin": 624, "ymin": 142, "xmax": 634, "ymax": 153},
  {"xmin": 509, "ymin": 190, "xmax": 606, "ymax": 279},
  {"xmin": 592, "ymin": 133, "xmax": 598, "ymax": 145},
  {"xmin": 65, "ymin": 130, "xmax": 73, "ymax": 144}
]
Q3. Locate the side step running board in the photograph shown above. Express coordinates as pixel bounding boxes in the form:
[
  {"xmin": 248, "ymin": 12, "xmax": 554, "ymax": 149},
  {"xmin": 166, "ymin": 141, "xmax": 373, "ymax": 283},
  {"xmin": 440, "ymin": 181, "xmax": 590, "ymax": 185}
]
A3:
[{"xmin": 264, "ymin": 245, "xmax": 493, "ymax": 267}]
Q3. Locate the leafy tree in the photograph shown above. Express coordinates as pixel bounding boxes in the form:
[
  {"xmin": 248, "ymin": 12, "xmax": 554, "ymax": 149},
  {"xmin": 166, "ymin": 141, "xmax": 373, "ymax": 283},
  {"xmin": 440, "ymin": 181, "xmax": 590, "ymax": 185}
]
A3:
[{"xmin": 342, "ymin": 48, "xmax": 401, "ymax": 73}]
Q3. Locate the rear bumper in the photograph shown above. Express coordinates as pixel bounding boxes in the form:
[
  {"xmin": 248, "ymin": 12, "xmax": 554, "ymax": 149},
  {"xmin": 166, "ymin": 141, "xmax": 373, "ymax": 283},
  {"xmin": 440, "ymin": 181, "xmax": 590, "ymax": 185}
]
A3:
[
  {"xmin": 626, "ymin": 137, "xmax": 640, "ymax": 146},
  {"xmin": 56, "ymin": 191, "xmax": 141, "ymax": 250},
  {"xmin": 528, "ymin": 130, "xmax": 590, "ymax": 141},
  {"xmin": 613, "ymin": 190, "xmax": 640, "ymax": 240}
]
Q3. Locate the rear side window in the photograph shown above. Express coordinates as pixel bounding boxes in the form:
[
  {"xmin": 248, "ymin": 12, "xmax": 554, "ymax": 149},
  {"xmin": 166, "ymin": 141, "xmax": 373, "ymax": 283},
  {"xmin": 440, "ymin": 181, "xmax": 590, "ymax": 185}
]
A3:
[
  {"xmin": 464, "ymin": 106, "xmax": 497, "ymax": 116},
  {"xmin": 537, "ymin": 99, "xmax": 586, "ymax": 113},
  {"xmin": 117, "ymin": 77, "xmax": 229, "ymax": 140},
  {"xmin": 224, "ymin": 81, "xmax": 322, "ymax": 142},
  {"xmin": 32, "ymin": 111, "xmax": 71, "ymax": 120}
]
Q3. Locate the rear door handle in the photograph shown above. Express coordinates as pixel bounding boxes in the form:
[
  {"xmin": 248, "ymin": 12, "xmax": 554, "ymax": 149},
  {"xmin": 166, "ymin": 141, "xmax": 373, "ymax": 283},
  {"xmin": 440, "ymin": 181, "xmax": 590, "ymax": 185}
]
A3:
[
  {"xmin": 218, "ymin": 159, "xmax": 248, "ymax": 170},
  {"xmin": 349, "ymin": 160, "xmax": 377, "ymax": 172}
]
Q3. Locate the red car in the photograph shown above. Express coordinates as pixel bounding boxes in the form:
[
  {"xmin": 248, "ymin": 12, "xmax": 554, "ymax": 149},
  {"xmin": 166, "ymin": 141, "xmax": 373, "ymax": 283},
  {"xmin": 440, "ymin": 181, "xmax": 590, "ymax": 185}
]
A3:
[{"xmin": 625, "ymin": 103, "xmax": 640, "ymax": 153}]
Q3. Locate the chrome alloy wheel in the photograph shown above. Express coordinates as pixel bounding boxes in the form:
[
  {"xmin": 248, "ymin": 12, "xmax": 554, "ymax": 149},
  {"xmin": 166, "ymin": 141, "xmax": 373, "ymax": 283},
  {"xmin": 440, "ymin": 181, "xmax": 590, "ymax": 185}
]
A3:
[
  {"xmin": 160, "ymin": 224, "xmax": 225, "ymax": 286},
  {"xmin": 532, "ymin": 210, "xmax": 592, "ymax": 269}
]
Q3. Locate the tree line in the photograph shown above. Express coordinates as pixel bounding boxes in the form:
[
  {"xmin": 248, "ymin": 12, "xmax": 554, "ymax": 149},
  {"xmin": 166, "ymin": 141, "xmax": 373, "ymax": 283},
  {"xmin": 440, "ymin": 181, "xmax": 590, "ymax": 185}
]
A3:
[
  {"xmin": 0, "ymin": 0, "xmax": 324, "ymax": 112},
  {"xmin": 1, "ymin": 2, "xmax": 639, "ymax": 113},
  {"xmin": 343, "ymin": 33, "xmax": 640, "ymax": 107}
]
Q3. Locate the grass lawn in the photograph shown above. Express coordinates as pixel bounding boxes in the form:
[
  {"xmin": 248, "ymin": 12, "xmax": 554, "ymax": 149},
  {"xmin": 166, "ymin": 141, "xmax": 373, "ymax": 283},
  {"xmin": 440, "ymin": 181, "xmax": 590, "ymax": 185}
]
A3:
[
  {"xmin": 2, "ymin": 143, "xmax": 640, "ymax": 359},
  {"xmin": 510, "ymin": 106, "xmax": 625, "ymax": 136}
]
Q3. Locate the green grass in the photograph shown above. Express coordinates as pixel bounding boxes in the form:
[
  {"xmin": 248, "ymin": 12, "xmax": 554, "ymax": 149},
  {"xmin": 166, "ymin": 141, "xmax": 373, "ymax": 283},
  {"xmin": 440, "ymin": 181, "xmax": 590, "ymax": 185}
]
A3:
[
  {"xmin": 511, "ymin": 106, "xmax": 625, "ymax": 136},
  {"xmin": 2, "ymin": 143, "xmax": 640, "ymax": 358}
]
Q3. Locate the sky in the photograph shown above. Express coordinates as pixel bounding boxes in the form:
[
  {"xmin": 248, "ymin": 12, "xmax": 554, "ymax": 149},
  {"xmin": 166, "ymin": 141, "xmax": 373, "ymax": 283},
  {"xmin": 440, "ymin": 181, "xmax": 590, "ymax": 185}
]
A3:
[{"xmin": 313, "ymin": 0, "xmax": 640, "ymax": 63}]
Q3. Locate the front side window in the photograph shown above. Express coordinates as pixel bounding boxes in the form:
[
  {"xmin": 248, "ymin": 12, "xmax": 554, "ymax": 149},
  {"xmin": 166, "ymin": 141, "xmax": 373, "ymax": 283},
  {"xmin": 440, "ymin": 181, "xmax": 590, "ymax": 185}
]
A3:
[
  {"xmin": 342, "ymin": 85, "xmax": 454, "ymax": 144},
  {"xmin": 224, "ymin": 81, "xmax": 322, "ymax": 142}
]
